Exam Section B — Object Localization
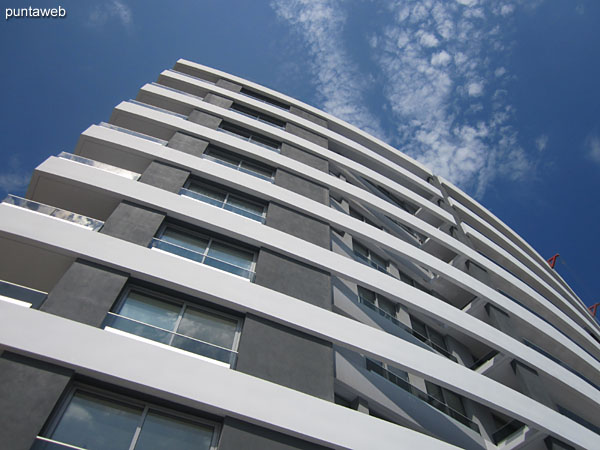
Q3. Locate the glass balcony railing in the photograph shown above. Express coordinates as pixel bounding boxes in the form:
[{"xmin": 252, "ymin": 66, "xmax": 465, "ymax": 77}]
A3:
[
  {"xmin": 3, "ymin": 195, "xmax": 104, "ymax": 231},
  {"xmin": 58, "ymin": 152, "xmax": 140, "ymax": 181},
  {"xmin": 357, "ymin": 295, "xmax": 457, "ymax": 362},
  {"xmin": 353, "ymin": 251, "xmax": 391, "ymax": 276},
  {"xmin": 32, "ymin": 436, "xmax": 87, "ymax": 449},
  {"xmin": 105, "ymin": 313, "xmax": 238, "ymax": 366},
  {"xmin": 230, "ymin": 105, "xmax": 286, "ymax": 130},
  {"xmin": 0, "ymin": 280, "xmax": 47, "ymax": 309},
  {"xmin": 366, "ymin": 359, "xmax": 480, "ymax": 434},
  {"xmin": 99, "ymin": 122, "xmax": 168, "ymax": 145},
  {"xmin": 150, "ymin": 238, "xmax": 255, "ymax": 281},
  {"xmin": 179, "ymin": 188, "xmax": 265, "ymax": 223}
]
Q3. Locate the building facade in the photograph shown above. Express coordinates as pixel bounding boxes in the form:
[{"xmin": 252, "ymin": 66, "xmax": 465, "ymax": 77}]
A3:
[{"xmin": 0, "ymin": 59, "xmax": 599, "ymax": 449}]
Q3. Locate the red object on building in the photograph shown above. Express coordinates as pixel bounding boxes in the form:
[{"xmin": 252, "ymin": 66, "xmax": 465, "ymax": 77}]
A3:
[
  {"xmin": 589, "ymin": 303, "xmax": 600, "ymax": 318},
  {"xmin": 547, "ymin": 253, "xmax": 559, "ymax": 269}
]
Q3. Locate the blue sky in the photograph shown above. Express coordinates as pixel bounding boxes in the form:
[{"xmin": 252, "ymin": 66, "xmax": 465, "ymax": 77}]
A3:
[{"xmin": 1, "ymin": 0, "xmax": 598, "ymax": 310}]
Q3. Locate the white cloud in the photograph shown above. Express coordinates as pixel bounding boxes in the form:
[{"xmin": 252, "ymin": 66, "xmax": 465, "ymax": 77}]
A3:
[
  {"xmin": 419, "ymin": 32, "xmax": 440, "ymax": 47},
  {"xmin": 89, "ymin": 1, "xmax": 132, "ymax": 27},
  {"xmin": 535, "ymin": 134, "xmax": 549, "ymax": 151},
  {"xmin": 467, "ymin": 82, "xmax": 484, "ymax": 97},
  {"xmin": 271, "ymin": 0, "xmax": 385, "ymax": 140},
  {"xmin": 0, "ymin": 172, "xmax": 30, "ymax": 195},
  {"xmin": 272, "ymin": 0, "xmax": 537, "ymax": 197},
  {"xmin": 456, "ymin": 0, "xmax": 478, "ymax": 7},
  {"xmin": 585, "ymin": 135, "xmax": 600, "ymax": 163},
  {"xmin": 431, "ymin": 50, "xmax": 452, "ymax": 66}
]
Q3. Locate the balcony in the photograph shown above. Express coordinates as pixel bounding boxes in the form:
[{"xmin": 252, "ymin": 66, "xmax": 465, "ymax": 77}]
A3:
[
  {"xmin": 3, "ymin": 195, "xmax": 104, "ymax": 231},
  {"xmin": 150, "ymin": 238, "xmax": 256, "ymax": 281},
  {"xmin": 0, "ymin": 280, "xmax": 47, "ymax": 309},
  {"xmin": 57, "ymin": 152, "xmax": 140, "ymax": 181},
  {"xmin": 366, "ymin": 359, "xmax": 480, "ymax": 434}
]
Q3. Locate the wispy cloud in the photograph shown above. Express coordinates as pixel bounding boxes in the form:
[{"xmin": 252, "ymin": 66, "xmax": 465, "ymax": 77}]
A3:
[
  {"xmin": 271, "ymin": 0, "xmax": 385, "ymax": 140},
  {"xmin": 535, "ymin": 134, "xmax": 548, "ymax": 151},
  {"xmin": 272, "ymin": 0, "xmax": 538, "ymax": 198},
  {"xmin": 0, "ymin": 172, "xmax": 30, "ymax": 196},
  {"xmin": 89, "ymin": 0, "xmax": 132, "ymax": 28},
  {"xmin": 585, "ymin": 134, "xmax": 600, "ymax": 164}
]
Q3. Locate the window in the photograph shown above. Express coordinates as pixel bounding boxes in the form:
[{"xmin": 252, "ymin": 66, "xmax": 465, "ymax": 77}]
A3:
[
  {"xmin": 202, "ymin": 147, "xmax": 274, "ymax": 182},
  {"xmin": 151, "ymin": 225, "xmax": 256, "ymax": 280},
  {"xmin": 366, "ymin": 359, "xmax": 480, "ymax": 434},
  {"xmin": 352, "ymin": 240, "xmax": 389, "ymax": 274},
  {"xmin": 218, "ymin": 121, "xmax": 281, "ymax": 152},
  {"xmin": 239, "ymin": 87, "xmax": 289, "ymax": 110},
  {"xmin": 410, "ymin": 316, "xmax": 451, "ymax": 358},
  {"xmin": 33, "ymin": 387, "xmax": 220, "ymax": 450},
  {"xmin": 357, "ymin": 286, "xmax": 396, "ymax": 318},
  {"xmin": 230, "ymin": 103, "xmax": 286, "ymax": 129},
  {"xmin": 424, "ymin": 381, "xmax": 473, "ymax": 430},
  {"xmin": 104, "ymin": 287, "xmax": 241, "ymax": 366},
  {"xmin": 365, "ymin": 180, "xmax": 418, "ymax": 215},
  {"xmin": 181, "ymin": 179, "xmax": 266, "ymax": 223},
  {"xmin": 366, "ymin": 358, "xmax": 410, "ymax": 392},
  {"xmin": 349, "ymin": 206, "xmax": 381, "ymax": 229}
]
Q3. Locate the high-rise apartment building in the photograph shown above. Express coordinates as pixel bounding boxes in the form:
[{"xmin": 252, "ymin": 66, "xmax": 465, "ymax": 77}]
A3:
[{"xmin": 0, "ymin": 60, "xmax": 598, "ymax": 450}]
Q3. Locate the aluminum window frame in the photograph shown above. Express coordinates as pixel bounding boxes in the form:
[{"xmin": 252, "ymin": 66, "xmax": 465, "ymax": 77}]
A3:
[
  {"xmin": 202, "ymin": 147, "xmax": 275, "ymax": 182},
  {"xmin": 182, "ymin": 178, "xmax": 267, "ymax": 223},
  {"xmin": 153, "ymin": 223, "xmax": 258, "ymax": 281},
  {"xmin": 36, "ymin": 384, "xmax": 222, "ymax": 450},
  {"xmin": 105, "ymin": 285, "xmax": 243, "ymax": 365}
]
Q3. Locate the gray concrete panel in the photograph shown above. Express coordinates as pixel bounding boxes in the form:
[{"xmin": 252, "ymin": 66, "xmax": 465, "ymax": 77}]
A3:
[
  {"xmin": 235, "ymin": 314, "xmax": 334, "ymax": 401},
  {"xmin": 187, "ymin": 110, "xmax": 222, "ymax": 129},
  {"xmin": 167, "ymin": 132, "xmax": 209, "ymax": 157},
  {"xmin": 42, "ymin": 259, "xmax": 128, "ymax": 327},
  {"xmin": 100, "ymin": 201, "xmax": 165, "ymax": 247},
  {"xmin": 204, "ymin": 93, "xmax": 234, "ymax": 109},
  {"xmin": 0, "ymin": 352, "xmax": 72, "ymax": 450},
  {"xmin": 512, "ymin": 361, "xmax": 556, "ymax": 410},
  {"xmin": 275, "ymin": 169, "xmax": 328, "ymax": 204},
  {"xmin": 280, "ymin": 143, "xmax": 328, "ymax": 172},
  {"xmin": 139, "ymin": 160, "xmax": 190, "ymax": 193},
  {"xmin": 285, "ymin": 123, "xmax": 328, "ymax": 149},
  {"xmin": 290, "ymin": 106, "xmax": 328, "ymax": 128},
  {"xmin": 255, "ymin": 249, "xmax": 332, "ymax": 310},
  {"xmin": 266, "ymin": 203, "xmax": 330, "ymax": 249},
  {"xmin": 219, "ymin": 417, "xmax": 328, "ymax": 450},
  {"xmin": 216, "ymin": 79, "xmax": 242, "ymax": 93}
]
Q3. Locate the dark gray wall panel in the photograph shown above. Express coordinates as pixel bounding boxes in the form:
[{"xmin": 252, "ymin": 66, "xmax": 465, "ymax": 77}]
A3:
[
  {"xmin": 42, "ymin": 260, "xmax": 128, "ymax": 327},
  {"xmin": 219, "ymin": 417, "xmax": 328, "ymax": 450},
  {"xmin": 235, "ymin": 315, "xmax": 334, "ymax": 401},
  {"xmin": 167, "ymin": 132, "xmax": 209, "ymax": 157},
  {"xmin": 266, "ymin": 203, "xmax": 330, "ymax": 249},
  {"xmin": 512, "ymin": 361, "xmax": 556, "ymax": 410},
  {"xmin": 204, "ymin": 93, "xmax": 234, "ymax": 109},
  {"xmin": 255, "ymin": 249, "xmax": 332, "ymax": 310},
  {"xmin": 281, "ymin": 143, "xmax": 328, "ymax": 173},
  {"xmin": 216, "ymin": 79, "xmax": 242, "ymax": 93},
  {"xmin": 285, "ymin": 123, "xmax": 328, "ymax": 149},
  {"xmin": 100, "ymin": 202, "xmax": 165, "ymax": 246},
  {"xmin": 275, "ymin": 169, "xmax": 328, "ymax": 204},
  {"xmin": 0, "ymin": 352, "xmax": 72, "ymax": 450},
  {"xmin": 290, "ymin": 106, "xmax": 328, "ymax": 128},
  {"xmin": 139, "ymin": 160, "xmax": 190, "ymax": 193},
  {"xmin": 188, "ymin": 110, "xmax": 222, "ymax": 129}
]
